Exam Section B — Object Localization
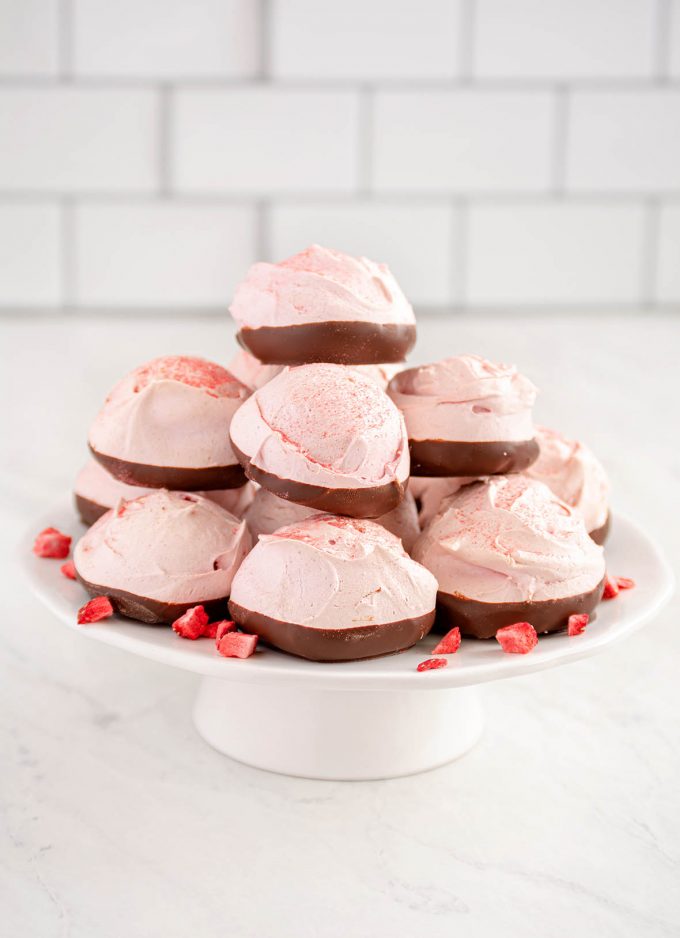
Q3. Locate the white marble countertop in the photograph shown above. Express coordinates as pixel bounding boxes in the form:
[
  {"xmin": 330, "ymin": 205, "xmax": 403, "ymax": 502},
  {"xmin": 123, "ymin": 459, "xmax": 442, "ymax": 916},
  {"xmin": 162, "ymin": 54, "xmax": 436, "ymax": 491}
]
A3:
[{"xmin": 2, "ymin": 313, "xmax": 679, "ymax": 938}]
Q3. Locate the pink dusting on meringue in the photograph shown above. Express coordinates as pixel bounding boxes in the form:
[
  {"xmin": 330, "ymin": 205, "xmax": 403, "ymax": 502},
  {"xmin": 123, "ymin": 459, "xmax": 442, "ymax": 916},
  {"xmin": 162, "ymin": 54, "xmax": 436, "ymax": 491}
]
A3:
[
  {"xmin": 75, "ymin": 460, "xmax": 255, "ymax": 518},
  {"xmin": 230, "ymin": 364, "xmax": 410, "ymax": 490},
  {"xmin": 412, "ymin": 475, "xmax": 604, "ymax": 603},
  {"xmin": 229, "ymin": 513, "xmax": 437, "ymax": 630},
  {"xmin": 526, "ymin": 426, "xmax": 609, "ymax": 532},
  {"xmin": 410, "ymin": 475, "xmax": 480, "ymax": 528},
  {"xmin": 245, "ymin": 486, "xmax": 420, "ymax": 551},
  {"xmin": 388, "ymin": 354, "xmax": 537, "ymax": 443},
  {"xmin": 88, "ymin": 355, "xmax": 250, "ymax": 469},
  {"xmin": 74, "ymin": 490, "xmax": 251, "ymax": 604},
  {"xmin": 229, "ymin": 244, "xmax": 415, "ymax": 330}
]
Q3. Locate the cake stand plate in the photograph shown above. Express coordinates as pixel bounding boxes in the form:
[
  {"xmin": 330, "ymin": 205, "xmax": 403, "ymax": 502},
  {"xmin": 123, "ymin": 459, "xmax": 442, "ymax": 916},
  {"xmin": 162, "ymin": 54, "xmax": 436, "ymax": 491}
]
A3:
[{"xmin": 24, "ymin": 499, "xmax": 674, "ymax": 779}]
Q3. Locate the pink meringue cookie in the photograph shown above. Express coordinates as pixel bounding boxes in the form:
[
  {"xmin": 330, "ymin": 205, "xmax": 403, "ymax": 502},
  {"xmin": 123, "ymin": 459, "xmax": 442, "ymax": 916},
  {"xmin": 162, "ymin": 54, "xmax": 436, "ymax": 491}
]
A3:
[
  {"xmin": 525, "ymin": 426, "xmax": 610, "ymax": 542},
  {"xmin": 88, "ymin": 356, "xmax": 250, "ymax": 490},
  {"xmin": 74, "ymin": 460, "xmax": 255, "ymax": 526},
  {"xmin": 74, "ymin": 489, "xmax": 251, "ymax": 624},
  {"xmin": 229, "ymin": 245, "xmax": 416, "ymax": 365},
  {"xmin": 228, "ymin": 514, "xmax": 437, "ymax": 661},
  {"xmin": 413, "ymin": 476, "xmax": 605, "ymax": 638},
  {"xmin": 245, "ymin": 486, "xmax": 421, "ymax": 552},
  {"xmin": 227, "ymin": 348, "xmax": 283, "ymax": 391},
  {"xmin": 388, "ymin": 354, "xmax": 539, "ymax": 477},
  {"xmin": 409, "ymin": 475, "xmax": 480, "ymax": 528},
  {"xmin": 229, "ymin": 363, "xmax": 410, "ymax": 518}
]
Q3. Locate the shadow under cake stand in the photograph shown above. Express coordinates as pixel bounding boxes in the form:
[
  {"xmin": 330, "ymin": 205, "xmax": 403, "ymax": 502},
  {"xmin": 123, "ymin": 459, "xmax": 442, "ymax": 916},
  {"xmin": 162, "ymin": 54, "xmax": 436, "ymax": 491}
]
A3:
[{"xmin": 24, "ymin": 499, "xmax": 674, "ymax": 780}]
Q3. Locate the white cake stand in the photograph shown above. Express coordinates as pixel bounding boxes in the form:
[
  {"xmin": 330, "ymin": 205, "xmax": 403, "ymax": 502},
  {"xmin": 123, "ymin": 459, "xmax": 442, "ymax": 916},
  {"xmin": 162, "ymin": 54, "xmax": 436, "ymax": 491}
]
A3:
[{"xmin": 24, "ymin": 498, "xmax": 673, "ymax": 780}]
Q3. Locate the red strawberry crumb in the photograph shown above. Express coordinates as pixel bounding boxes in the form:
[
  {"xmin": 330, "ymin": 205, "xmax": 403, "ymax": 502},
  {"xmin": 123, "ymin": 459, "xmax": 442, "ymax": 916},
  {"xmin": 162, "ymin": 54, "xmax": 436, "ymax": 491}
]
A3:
[
  {"xmin": 217, "ymin": 631, "xmax": 258, "ymax": 658},
  {"xmin": 33, "ymin": 527, "xmax": 71, "ymax": 559},
  {"xmin": 616, "ymin": 577, "xmax": 636, "ymax": 590},
  {"xmin": 416, "ymin": 657, "xmax": 448, "ymax": 672},
  {"xmin": 602, "ymin": 575, "xmax": 620, "ymax": 600},
  {"xmin": 211, "ymin": 620, "xmax": 236, "ymax": 643},
  {"xmin": 495, "ymin": 622, "xmax": 538, "ymax": 655},
  {"xmin": 431, "ymin": 627, "xmax": 461, "ymax": 655},
  {"xmin": 172, "ymin": 605, "xmax": 209, "ymax": 640},
  {"xmin": 567, "ymin": 613, "xmax": 589, "ymax": 636},
  {"xmin": 77, "ymin": 596, "xmax": 114, "ymax": 624},
  {"xmin": 60, "ymin": 561, "xmax": 77, "ymax": 580}
]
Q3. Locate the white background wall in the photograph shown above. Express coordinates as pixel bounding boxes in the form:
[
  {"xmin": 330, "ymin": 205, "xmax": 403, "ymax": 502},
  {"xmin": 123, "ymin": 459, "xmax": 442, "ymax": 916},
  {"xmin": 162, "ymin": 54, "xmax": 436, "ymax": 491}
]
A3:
[{"xmin": 0, "ymin": 0, "xmax": 679, "ymax": 315}]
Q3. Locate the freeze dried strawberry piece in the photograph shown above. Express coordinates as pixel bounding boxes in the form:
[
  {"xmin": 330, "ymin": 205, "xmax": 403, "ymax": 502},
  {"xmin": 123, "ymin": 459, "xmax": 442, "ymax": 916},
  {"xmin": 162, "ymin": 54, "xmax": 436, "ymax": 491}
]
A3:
[
  {"xmin": 60, "ymin": 561, "xmax": 77, "ymax": 580},
  {"xmin": 172, "ymin": 605, "xmax": 209, "ymax": 640},
  {"xmin": 216, "ymin": 632, "xmax": 258, "ymax": 658},
  {"xmin": 33, "ymin": 527, "xmax": 72, "ymax": 559},
  {"xmin": 416, "ymin": 657, "xmax": 448, "ymax": 672},
  {"xmin": 77, "ymin": 596, "xmax": 114, "ymax": 624},
  {"xmin": 567, "ymin": 613, "xmax": 589, "ymax": 636},
  {"xmin": 616, "ymin": 577, "xmax": 635, "ymax": 590},
  {"xmin": 432, "ymin": 627, "xmax": 461, "ymax": 655},
  {"xmin": 602, "ymin": 575, "xmax": 620, "ymax": 600},
  {"xmin": 209, "ymin": 619, "xmax": 236, "ymax": 643},
  {"xmin": 495, "ymin": 622, "xmax": 538, "ymax": 654}
]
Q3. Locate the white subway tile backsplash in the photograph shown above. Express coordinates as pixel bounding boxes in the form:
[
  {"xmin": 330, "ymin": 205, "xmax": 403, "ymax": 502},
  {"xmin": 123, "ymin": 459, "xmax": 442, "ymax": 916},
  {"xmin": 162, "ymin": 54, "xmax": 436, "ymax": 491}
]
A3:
[
  {"xmin": 271, "ymin": 0, "xmax": 462, "ymax": 80},
  {"xmin": 655, "ymin": 204, "xmax": 680, "ymax": 302},
  {"xmin": 473, "ymin": 0, "xmax": 656, "ymax": 78},
  {"xmin": 373, "ymin": 91, "xmax": 554, "ymax": 193},
  {"xmin": 268, "ymin": 202, "xmax": 458, "ymax": 307},
  {"xmin": 466, "ymin": 203, "xmax": 645, "ymax": 305},
  {"xmin": 75, "ymin": 202, "xmax": 257, "ymax": 306},
  {"xmin": 0, "ymin": 204, "xmax": 61, "ymax": 305},
  {"xmin": 566, "ymin": 91, "xmax": 680, "ymax": 192},
  {"xmin": 0, "ymin": 89, "xmax": 158, "ymax": 193},
  {"xmin": 173, "ymin": 89, "xmax": 359, "ymax": 194},
  {"xmin": 0, "ymin": 0, "xmax": 59, "ymax": 76},
  {"xmin": 73, "ymin": 0, "xmax": 259, "ymax": 78}
]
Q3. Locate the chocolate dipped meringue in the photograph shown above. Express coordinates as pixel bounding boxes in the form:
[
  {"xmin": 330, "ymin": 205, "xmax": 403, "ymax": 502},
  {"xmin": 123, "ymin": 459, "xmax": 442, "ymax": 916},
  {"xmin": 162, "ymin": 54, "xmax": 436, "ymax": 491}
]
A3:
[
  {"xmin": 228, "ymin": 514, "xmax": 437, "ymax": 661},
  {"xmin": 229, "ymin": 363, "xmax": 410, "ymax": 518},
  {"xmin": 245, "ymin": 486, "xmax": 421, "ymax": 552},
  {"xmin": 388, "ymin": 354, "xmax": 539, "ymax": 477},
  {"xmin": 229, "ymin": 244, "xmax": 416, "ymax": 365},
  {"xmin": 88, "ymin": 355, "xmax": 250, "ymax": 490},
  {"xmin": 525, "ymin": 426, "xmax": 610, "ymax": 544},
  {"xmin": 74, "ymin": 490, "xmax": 251, "ymax": 624},
  {"xmin": 413, "ymin": 475, "xmax": 605, "ymax": 639},
  {"xmin": 74, "ymin": 459, "xmax": 255, "ymax": 526}
]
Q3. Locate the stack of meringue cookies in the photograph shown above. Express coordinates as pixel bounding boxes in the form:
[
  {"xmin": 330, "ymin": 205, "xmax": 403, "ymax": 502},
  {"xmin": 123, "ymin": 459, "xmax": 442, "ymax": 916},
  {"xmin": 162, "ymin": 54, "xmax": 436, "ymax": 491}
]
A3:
[{"xmin": 70, "ymin": 244, "xmax": 612, "ymax": 666}]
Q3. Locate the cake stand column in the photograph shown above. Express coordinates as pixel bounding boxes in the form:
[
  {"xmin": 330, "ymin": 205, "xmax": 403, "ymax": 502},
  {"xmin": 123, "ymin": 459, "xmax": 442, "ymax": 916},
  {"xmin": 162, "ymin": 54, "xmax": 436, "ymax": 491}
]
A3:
[{"xmin": 193, "ymin": 677, "xmax": 484, "ymax": 780}]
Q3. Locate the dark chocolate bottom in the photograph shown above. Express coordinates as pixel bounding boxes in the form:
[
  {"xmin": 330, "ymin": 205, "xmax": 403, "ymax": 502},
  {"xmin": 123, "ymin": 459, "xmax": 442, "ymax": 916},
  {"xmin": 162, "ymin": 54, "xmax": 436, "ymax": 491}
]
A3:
[
  {"xmin": 76, "ymin": 575, "xmax": 230, "ymax": 625},
  {"xmin": 75, "ymin": 494, "xmax": 108, "ymax": 526},
  {"xmin": 237, "ymin": 321, "xmax": 416, "ymax": 366},
  {"xmin": 589, "ymin": 513, "xmax": 611, "ymax": 546},
  {"xmin": 90, "ymin": 445, "xmax": 247, "ymax": 491},
  {"xmin": 229, "ymin": 601, "xmax": 434, "ymax": 662},
  {"xmin": 409, "ymin": 438, "xmax": 540, "ymax": 477},
  {"xmin": 435, "ymin": 578, "xmax": 605, "ymax": 640},
  {"xmin": 231, "ymin": 441, "xmax": 406, "ymax": 519}
]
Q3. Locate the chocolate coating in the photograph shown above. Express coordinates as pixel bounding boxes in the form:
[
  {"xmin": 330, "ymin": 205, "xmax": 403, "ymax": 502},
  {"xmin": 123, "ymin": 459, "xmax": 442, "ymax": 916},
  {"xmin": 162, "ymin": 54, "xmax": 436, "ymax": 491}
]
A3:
[
  {"xmin": 229, "ymin": 600, "xmax": 434, "ymax": 661},
  {"xmin": 435, "ymin": 578, "xmax": 605, "ymax": 639},
  {"xmin": 75, "ymin": 494, "xmax": 107, "ymax": 526},
  {"xmin": 237, "ymin": 321, "xmax": 416, "ymax": 366},
  {"xmin": 90, "ymin": 445, "xmax": 247, "ymax": 491},
  {"xmin": 76, "ymin": 574, "xmax": 231, "ymax": 625},
  {"xmin": 231, "ymin": 440, "xmax": 406, "ymax": 519},
  {"xmin": 409, "ymin": 437, "xmax": 540, "ymax": 477},
  {"xmin": 589, "ymin": 513, "xmax": 611, "ymax": 546}
]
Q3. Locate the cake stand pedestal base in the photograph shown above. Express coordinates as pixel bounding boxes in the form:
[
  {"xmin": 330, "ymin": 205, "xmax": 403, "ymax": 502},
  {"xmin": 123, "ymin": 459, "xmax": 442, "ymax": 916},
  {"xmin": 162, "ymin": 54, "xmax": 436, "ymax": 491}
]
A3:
[{"xmin": 193, "ymin": 677, "xmax": 485, "ymax": 780}]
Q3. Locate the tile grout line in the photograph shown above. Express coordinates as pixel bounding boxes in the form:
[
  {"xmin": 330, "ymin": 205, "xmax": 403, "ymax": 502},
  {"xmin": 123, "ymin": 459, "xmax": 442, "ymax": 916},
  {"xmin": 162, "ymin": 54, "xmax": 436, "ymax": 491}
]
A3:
[
  {"xmin": 259, "ymin": 0, "xmax": 272, "ymax": 80},
  {"xmin": 457, "ymin": 0, "xmax": 477, "ymax": 82},
  {"xmin": 58, "ymin": 0, "xmax": 74, "ymax": 82},
  {"xmin": 654, "ymin": 0, "xmax": 672, "ymax": 81}
]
